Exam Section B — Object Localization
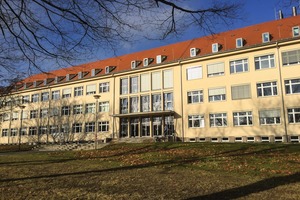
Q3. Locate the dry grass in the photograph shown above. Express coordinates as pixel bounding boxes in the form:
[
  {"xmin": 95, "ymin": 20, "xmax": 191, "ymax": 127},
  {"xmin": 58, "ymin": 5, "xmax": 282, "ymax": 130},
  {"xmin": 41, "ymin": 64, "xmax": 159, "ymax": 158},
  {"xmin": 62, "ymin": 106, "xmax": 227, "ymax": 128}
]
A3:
[{"xmin": 0, "ymin": 142, "xmax": 299, "ymax": 199}]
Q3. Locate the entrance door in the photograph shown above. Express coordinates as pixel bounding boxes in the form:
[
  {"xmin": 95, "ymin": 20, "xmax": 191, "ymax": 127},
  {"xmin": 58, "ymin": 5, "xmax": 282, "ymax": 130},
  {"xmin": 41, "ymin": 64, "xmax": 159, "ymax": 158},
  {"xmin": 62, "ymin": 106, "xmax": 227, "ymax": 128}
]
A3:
[
  {"xmin": 153, "ymin": 117, "xmax": 162, "ymax": 136},
  {"xmin": 130, "ymin": 118, "xmax": 139, "ymax": 137},
  {"xmin": 141, "ymin": 117, "xmax": 150, "ymax": 137}
]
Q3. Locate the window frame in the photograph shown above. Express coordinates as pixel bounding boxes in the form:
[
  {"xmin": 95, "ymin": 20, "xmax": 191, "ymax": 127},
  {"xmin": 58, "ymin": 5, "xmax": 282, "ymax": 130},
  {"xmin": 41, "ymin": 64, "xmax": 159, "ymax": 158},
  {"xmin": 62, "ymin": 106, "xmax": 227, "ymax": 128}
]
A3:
[
  {"xmin": 85, "ymin": 103, "xmax": 95, "ymax": 114},
  {"xmin": 257, "ymin": 81, "xmax": 278, "ymax": 97},
  {"xmin": 61, "ymin": 106, "xmax": 71, "ymax": 116},
  {"xmin": 51, "ymin": 90, "xmax": 60, "ymax": 100},
  {"xmin": 209, "ymin": 113, "xmax": 227, "ymax": 127},
  {"xmin": 74, "ymin": 86, "xmax": 83, "ymax": 97},
  {"xmin": 98, "ymin": 121, "xmax": 109, "ymax": 132},
  {"xmin": 255, "ymin": 54, "xmax": 275, "ymax": 70},
  {"xmin": 287, "ymin": 108, "xmax": 300, "ymax": 124},
  {"xmin": 99, "ymin": 101, "xmax": 110, "ymax": 112},
  {"xmin": 188, "ymin": 115, "xmax": 205, "ymax": 128},
  {"xmin": 259, "ymin": 109, "xmax": 281, "ymax": 125},
  {"xmin": 285, "ymin": 78, "xmax": 300, "ymax": 95},
  {"xmin": 41, "ymin": 92, "xmax": 49, "ymax": 101},
  {"xmin": 187, "ymin": 90, "xmax": 203, "ymax": 104},
  {"xmin": 230, "ymin": 58, "xmax": 248, "ymax": 74},
  {"xmin": 186, "ymin": 66, "xmax": 202, "ymax": 80},
  {"xmin": 99, "ymin": 82, "xmax": 110, "ymax": 93},
  {"xmin": 233, "ymin": 111, "xmax": 253, "ymax": 126}
]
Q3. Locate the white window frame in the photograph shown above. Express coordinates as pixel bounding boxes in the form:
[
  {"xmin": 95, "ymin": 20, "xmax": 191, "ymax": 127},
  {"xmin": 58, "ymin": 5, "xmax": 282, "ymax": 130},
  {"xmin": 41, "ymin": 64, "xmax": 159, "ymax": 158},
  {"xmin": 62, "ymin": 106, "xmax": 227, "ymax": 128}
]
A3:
[
  {"xmin": 207, "ymin": 62, "xmax": 225, "ymax": 77},
  {"xmin": 22, "ymin": 95, "xmax": 30, "ymax": 104},
  {"xmin": 130, "ymin": 76, "xmax": 138, "ymax": 94},
  {"xmin": 120, "ymin": 98, "xmax": 128, "ymax": 114},
  {"xmin": 233, "ymin": 111, "xmax": 253, "ymax": 126},
  {"xmin": 282, "ymin": 49, "xmax": 300, "ymax": 66},
  {"xmin": 255, "ymin": 54, "xmax": 275, "ymax": 70},
  {"xmin": 236, "ymin": 38, "xmax": 243, "ymax": 48},
  {"xmin": 98, "ymin": 121, "xmax": 109, "ymax": 132},
  {"xmin": 120, "ymin": 78, "xmax": 128, "ymax": 95},
  {"xmin": 285, "ymin": 78, "xmax": 300, "ymax": 94},
  {"xmin": 130, "ymin": 97, "xmax": 139, "ymax": 113},
  {"xmin": 10, "ymin": 128, "xmax": 17, "ymax": 136},
  {"xmin": 293, "ymin": 26, "xmax": 299, "ymax": 37},
  {"xmin": 85, "ymin": 122, "xmax": 95, "ymax": 133},
  {"xmin": 86, "ymin": 84, "xmax": 96, "ymax": 95},
  {"xmin": 62, "ymin": 88, "xmax": 71, "ymax": 98},
  {"xmin": 210, "ymin": 113, "xmax": 227, "ymax": 127},
  {"xmin": 287, "ymin": 108, "xmax": 300, "ymax": 124},
  {"xmin": 29, "ymin": 127, "xmax": 37, "ymax": 135},
  {"xmin": 61, "ymin": 106, "xmax": 70, "ymax": 116},
  {"xmin": 164, "ymin": 92, "xmax": 173, "ymax": 111},
  {"xmin": 188, "ymin": 115, "xmax": 205, "ymax": 128},
  {"xmin": 141, "ymin": 95, "xmax": 150, "ymax": 112},
  {"xmin": 30, "ymin": 110, "xmax": 38, "ymax": 119},
  {"xmin": 230, "ymin": 59, "xmax": 248, "ymax": 74},
  {"xmin": 52, "ymin": 90, "xmax": 60, "ymax": 100},
  {"xmin": 74, "ymin": 86, "xmax": 83, "ymax": 97},
  {"xmin": 41, "ymin": 92, "xmax": 49, "ymax": 101},
  {"xmin": 40, "ymin": 109, "xmax": 48, "ymax": 118},
  {"xmin": 99, "ymin": 82, "xmax": 110, "ymax": 93},
  {"xmin": 259, "ymin": 109, "xmax": 281, "ymax": 125},
  {"xmin": 187, "ymin": 90, "xmax": 203, "ymax": 104},
  {"xmin": 31, "ymin": 94, "xmax": 39, "ymax": 103},
  {"xmin": 257, "ymin": 81, "xmax": 277, "ymax": 97},
  {"xmin": 2, "ymin": 129, "xmax": 8, "ymax": 137},
  {"xmin": 262, "ymin": 32, "xmax": 270, "ymax": 43},
  {"xmin": 72, "ymin": 123, "xmax": 82, "ymax": 133},
  {"xmin": 208, "ymin": 87, "xmax": 226, "ymax": 102},
  {"xmin": 186, "ymin": 66, "xmax": 202, "ymax": 80},
  {"xmin": 152, "ymin": 94, "xmax": 161, "ymax": 111},
  {"xmin": 73, "ymin": 105, "xmax": 83, "ymax": 115},
  {"xmin": 212, "ymin": 43, "xmax": 219, "ymax": 53},
  {"xmin": 85, "ymin": 103, "xmax": 95, "ymax": 114},
  {"xmin": 99, "ymin": 101, "xmax": 109, "ymax": 112}
]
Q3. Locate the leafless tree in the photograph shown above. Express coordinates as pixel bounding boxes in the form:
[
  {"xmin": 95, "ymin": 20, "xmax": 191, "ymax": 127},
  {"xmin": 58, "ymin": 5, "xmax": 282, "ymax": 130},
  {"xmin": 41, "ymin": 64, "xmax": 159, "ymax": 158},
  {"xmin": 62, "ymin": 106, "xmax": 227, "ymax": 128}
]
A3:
[{"xmin": 0, "ymin": 0, "xmax": 241, "ymax": 81}]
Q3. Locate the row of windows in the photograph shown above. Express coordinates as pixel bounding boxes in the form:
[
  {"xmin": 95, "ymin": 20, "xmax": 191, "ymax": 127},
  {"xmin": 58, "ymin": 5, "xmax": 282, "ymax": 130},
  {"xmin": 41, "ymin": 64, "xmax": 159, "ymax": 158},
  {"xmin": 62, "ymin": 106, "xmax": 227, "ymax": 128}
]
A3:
[
  {"xmin": 188, "ymin": 108, "xmax": 300, "ymax": 128},
  {"xmin": 187, "ymin": 50, "xmax": 300, "ymax": 80},
  {"xmin": 187, "ymin": 78, "xmax": 300, "ymax": 104},
  {"xmin": 0, "ymin": 102, "xmax": 109, "ymax": 121},
  {"xmin": 20, "ymin": 82, "xmax": 110, "ymax": 104},
  {"xmin": 1, "ymin": 121, "xmax": 109, "ymax": 137}
]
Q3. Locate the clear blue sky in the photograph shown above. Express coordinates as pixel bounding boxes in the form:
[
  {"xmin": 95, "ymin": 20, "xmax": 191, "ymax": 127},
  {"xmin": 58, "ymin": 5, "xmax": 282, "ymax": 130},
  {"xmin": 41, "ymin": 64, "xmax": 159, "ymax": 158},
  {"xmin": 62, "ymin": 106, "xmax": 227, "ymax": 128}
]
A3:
[{"xmin": 116, "ymin": 0, "xmax": 298, "ymax": 56}]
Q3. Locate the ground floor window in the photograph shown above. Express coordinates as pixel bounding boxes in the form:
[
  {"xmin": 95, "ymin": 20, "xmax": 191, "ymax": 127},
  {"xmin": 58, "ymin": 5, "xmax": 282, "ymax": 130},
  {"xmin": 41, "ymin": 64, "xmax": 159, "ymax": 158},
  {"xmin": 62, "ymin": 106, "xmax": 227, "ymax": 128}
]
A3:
[
  {"xmin": 141, "ymin": 117, "xmax": 150, "ymax": 136},
  {"xmin": 1, "ymin": 129, "xmax": 8, "ymax": 137},
  {"xmin": 233, "ymin": 111, "xmax": 253, "ymax": 126},
  {"xmin": 10, "ymin": 128, "xmax": 18, "ymax": 136},
  {"xmin": 259, "ymin": 109, "xmax": 281, "ymax": 125},
  {"xmin": 99, "ymin": 121, "xmax": 109, "ymax": 132},
  {"xmin": 72, "ymin": 123, "xmax": 82, "ymax": 133},
  {"xmin": 287, "ymin": 108, "xmax": 300, "ymax": 124},
  {"xmin": 85, "ymin": 122, "xmax": 95, "ymax": 133},
  {"xmin": 188, "ymin": 115, "xmax": 205, "ymax": 128},
  {"xmin": 29, "ymin": 127, "xmax": 37, "ymax": 135},
  {"xmin": 209, "ymin": 113, "xmax": 227, "ymax": 127}
]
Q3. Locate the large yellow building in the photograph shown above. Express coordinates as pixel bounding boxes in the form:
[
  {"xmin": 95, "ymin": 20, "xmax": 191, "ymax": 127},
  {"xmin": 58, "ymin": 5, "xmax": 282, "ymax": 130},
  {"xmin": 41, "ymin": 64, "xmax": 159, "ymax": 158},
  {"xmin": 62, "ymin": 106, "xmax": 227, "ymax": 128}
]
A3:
[{"xmin": 1, "ymin": 15, "xmax": 300, "ymax": 144}]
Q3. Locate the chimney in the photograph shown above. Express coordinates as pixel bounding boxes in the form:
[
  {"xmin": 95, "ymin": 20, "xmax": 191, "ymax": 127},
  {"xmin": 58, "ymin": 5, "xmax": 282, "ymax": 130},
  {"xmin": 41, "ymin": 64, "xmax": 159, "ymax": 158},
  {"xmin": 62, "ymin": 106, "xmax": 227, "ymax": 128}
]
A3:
[
  {"xmin": 279, "ymin": 10, "xmax": 283, "ymax": 19},
  {"xmin": 292, "ymin": 6, "xmax": 297, "ymax": 16}
]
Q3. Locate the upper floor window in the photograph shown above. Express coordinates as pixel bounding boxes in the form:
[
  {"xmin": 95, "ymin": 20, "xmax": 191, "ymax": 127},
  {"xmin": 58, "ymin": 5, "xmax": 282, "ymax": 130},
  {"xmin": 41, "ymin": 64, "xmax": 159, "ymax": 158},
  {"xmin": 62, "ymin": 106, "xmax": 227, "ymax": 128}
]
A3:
[
  {"xmin": 188, "ymin": 90, "xmax": 203, "ymax": 104},
  {"xmin": 207, "ymin": 62, "xmax": 225, "ymax": 77},
  {"xmin": 231, "ymin": 84, "xmax": 251, "ymax": 100},
  {"xmin": 163, "ymin": 69, "xmax": 173, "ymax": 89},
  {"xmin": 257, "ymin": 81, "xmax": 277, "ymax": 97},
  {"xmin": 188, "ymin": 115, "xmax": 205, "ymax": 128},
  {"xmin": 10, "ymin": 128, "xmax": 18, "ymax": 136},
  {"xmin": 230, "ymin": 59, "xmax": 248, "ymax": 74},
  {"xmin": 12, "ymin": 112, "xmax": 18, "ymax": 121},
  {"xmin": 212, "ymin": 43, "xmax": 219, "ymax": 53},
  {"xmin": 262, "ymin": 32, "xmax": 270, "ymax": 43},
  {"xmin": 140, "ymin": 73, "xmax": 150, "ymax": 92},
  {"xmin": 61, "ymin": 106, "xmax": 71, "ymax": 116},
  {"xmin": 29, "ymin": 127, "xmax": 37, "ymax": 135},
  {"xmin": 120, "ymin": 98, "xmax": 128, "ymax": 114},
  {"xmin": 86, "ymin": 84, "xmax": 96, "ymax": 95},
  {"xmin": 31, "ymin": 94, "xmax": 39, "ymax": 103},
  {"xmin": 99, "ymin": 101, "xmax": 109, "ymax": 112},
  {"xmin": 99, "ymin": 82, "xmax": 109, "ymax": 93},
  {"xmin": 1, "ymin": 129, "xmax": 8, "ymax": 137},
  {"xmin": 40, "ymin": 109, "xmax": 48, "ymax": 118},
  {"xmin": 208, "ymin": 87, "xmax": 226, "ymax": 102},
  {"xmin": 259, "ymin": 109, "xmax": 281, "ymax": 125},
  {"xmin": 186, "ymin": 66, "xmax": 202, "ymax": 80},
  {"xmin": 120, "ymin": 78, "xmax": 128, "ymax": 95},
  {"xmin": 62, "ymin": 88, "xmax": 71, "ymax": 98},
  {"xmin": 52, "ymin": 90, "xmax": 60, "ymax": 100},
  {"xmin": 130, "ymin": 97, "xmax": 139, "ymax": 113},
  {"xmin": 30, "ymin": 110, "xmax": 38, "ymax": 119},
  {"xmin": 293, "ymin": 26, "xmax": 299, "ymax": 37},
  {"xmin": 74, "ymin": 86, "xmax": 83, "ymax": 97},
  {"xmin": 285, "ymin": 78, "xmax": 300, "ymax": 94},
  {"xmin": 152, "ymin": 71, "xmax": 161, "ymax": 90},
  {"xmin": 85, "ymin": 103, "xmax": 95, "ymax": 114},
  {"xmin": 130, "ymin": 76, "xmax": 138, "ymax": 94},
  {"xmin": 41, "ymin": 92, "xmax": 49, "ymax": 101},
  {"xmin": 141, "ymin": 95, "xmax": 150, "ymax": 112},
  {"xmin": 73, "ymin": 104, "xmax": 83, "ymax": 114},
  {"xmin": 164, "ymin": 92, "xmax": 173, "ymax": 111},
  {"xmin": 255, "ymin": 54, "xmax": 275, "ymax": 70},
  {"xmin": 152, "ymin": 94, "xmax": 161, "ymax": 111},
  {"xmin": 22, "ymin": 95, "xmax": 30, "ymax": 104},
  {"xmin": 282, "ymin": 49, "xmax": 300, "ymax": 66},
  {"xmin": 288, "ymin": 108, "xmax": 300, "ymax": 124}
]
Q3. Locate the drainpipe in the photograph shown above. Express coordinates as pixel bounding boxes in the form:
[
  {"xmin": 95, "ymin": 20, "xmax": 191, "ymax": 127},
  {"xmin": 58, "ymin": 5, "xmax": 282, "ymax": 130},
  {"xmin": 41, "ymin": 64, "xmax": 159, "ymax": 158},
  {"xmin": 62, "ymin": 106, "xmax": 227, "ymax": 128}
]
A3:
[
  {"xmin": 276, "ymin": 42, "xmax": 289, "ymax": 142},
  {"xmin": 112, "ymin": 75, "xmax": 116, "ymax": 139},
  {"xmin": 179, "ymin": 60, "xmax": 185, "ymax": 142}
]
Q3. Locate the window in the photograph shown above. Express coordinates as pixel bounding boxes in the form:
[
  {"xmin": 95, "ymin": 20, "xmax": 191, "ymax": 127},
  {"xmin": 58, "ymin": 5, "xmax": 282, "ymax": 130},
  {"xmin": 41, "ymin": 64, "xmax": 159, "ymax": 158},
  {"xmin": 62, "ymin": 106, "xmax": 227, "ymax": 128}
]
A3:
[
  {"xmin": 210, "ymin": 113, "xmax": 227, "ymax": 127},
  {"xmin": 20, "ymin": 128, "xmax": 27, "ymax": 136},
  {"xmin": 236, "ymin": 38, "xmax": 243, "ymax": 48},
  {"xmin": 130, "ymin": 76, "xmax": 138, "ymax": 93},
  {"xmin": 61, "ymin": 124, "xmax": 69, "ymax": 133},
  {"xmin": 12, "ymin": 112, "xmax": 18, "ymax": 121},
  {"xmin": 74, "ymin": 86, "xmax": 83, "ymax": 97},
  {"xmin": 188, "ymin": 90, "xmax": 203, "ymax": 104},
  {"xmin": 288, "ymin": 108, "xmax": 300, "ymax": 124},
  {"xmin": 30, "ymin": 110, "xmax": 38, "ymax": 119},
  {"xmin": 22, "ymin": 95, "xmax": 30, "ymax": 104},
  {"xmin": 73, "ymin": 105, "xmax": 83, "ymax": 114},
  {"xmin": 22, "ymin": 111, "xmax": 28, "ymax": 119},
  {"xmin": 99, "ymin": 82, "xmax": 109, "ymax": 93},
  {"xmin": 52, "ymin": 90, "xmax": 60, "ymax": 100},
  {"xmin": 190, "ymin": 48, "xmax": 199, "ymax": 57},
  {"xmin": 10, "ymin": 128, "xmax": 17, "ymax": 136},
  {"xmin": 61, "ymin": 106, "xmax": 70, "ymax": 116},
  {"xmin": 257, "ymin": 81, "xmax": 277, "ymax": 97},
  {"xmin": 50, "ymin": 108, "xmax": 59, "ymax": 117},
  {"xmin": 141, "ymin": 95, "xmax": 150, "ymax": 112},
  {"xmin": 3, "ymin": 113, "xmax": 10, "ymax": 121},
  {"xmin": 152, "ymin": 71, "xmax": 161, "ymax": 90},
  {"xmin": 152, "ymin": 94, "xmax": 161, "ymax": 111},
  {"xmin": 259, "ymin": 109, "xmax": 281, "ymax": 125},
  {"xmin": 233, "ymin": 111, "xmax": 253, "ymax": 126},
  {"xmin": 41, "ymin": 92, "xmax": 49, "ymax": 101},
  {"xmin": 85, "ymin": 103, "xmax": 95, "ymax": 114},
  {"xmin": 40, "ymin": 109, "xmax": 48, "ymax": 118},
  {"xmin": 212, "ymin": 43, "xmax": 219, "ymax": 53},
  {"xmin": 130, "ymin": 97, "xmax": 139, "ymax": 113},
  {"xmin": 50, "ymin": 125, "xmax": 58, "ymax": 134},
  {"xmin": 282, "ymin": 50, "xmax": 300, "ymax": 66},
  {"xmin": 187, "ymin": 66, "xmax": 202, "ymax": 80},
  {"xmin": 39, "ymin": 126, "xmax": 47, "ymax": 135},
  {"xmin": 292, "ymin": 26, "xmax": 299, "ymax": 37},
  {"xmin": 230, "ymin": 59, "xmax": 248, "ymax": 74},
  {"xmin": 231, "ymin": 84, "xmax": 251, "ymax": 100},
  {"xmin": 141, "ymin": 73, "xmax": 150, "ymax": 92},
  {"xmin": 120, "ymin": 78, "xmax": 128, "ymax": 95},
  {"xmin": 208, "ymin": 87, "xmax": 226, "ymax": 102},
  {"xmin": 31, "ymin": 94, "xmax": 39, "ymax": 103},
  {"xmin": 62, "ymin": 88, "xmax": 71, "ymax": 98},
  {"xmin": 86, "ymin": 84, "xmax": 96, "ymax": 95},
  {"xmin": 188, "ymin": 115, "xmax": 205, "ymax": 128},
  {"xmin": 1, "ymin": 129, "xmax": 8, "ymax": 137},
  {"xmin": 207, "ymin": 62, "xmax": 225, "ymax": 77},
  {"xmin": 262, "ymin": 32, "xmax": 270, "ymax": 43},
  {"xmin": 163, "ymin": 69, "xmax": 173, "ymax": 89},
  {"xmin": 255, "ymin": 54, "xmax": 275, "ymax": 70},
  {"xmin": 72, "ymin": 123, "xmax": 82, "ymax": 133},
  {"xmin": 164, "ymin": 92, "xmax": 173, "ymax": 111},
  {"xmin": 285, "ymin": 78, "xmax": 300, "ymax": 94},
  {"xmin": 98, "ymin": 121, "xmax": 109, "ymax": 132},
  {"xmin": 120, "ymin": 98, "xmax": 128, "ymax": 114},
  {"xmin": 29, "ymin": 127, "xmax": 37, "ymax": 135},
  {"xmin": 99, "ymin": 101, "xmax": 109, "ymax": 112},
  {"xmin": 85, "ymin": 122, "xmax": 95, "ymax": 133}
]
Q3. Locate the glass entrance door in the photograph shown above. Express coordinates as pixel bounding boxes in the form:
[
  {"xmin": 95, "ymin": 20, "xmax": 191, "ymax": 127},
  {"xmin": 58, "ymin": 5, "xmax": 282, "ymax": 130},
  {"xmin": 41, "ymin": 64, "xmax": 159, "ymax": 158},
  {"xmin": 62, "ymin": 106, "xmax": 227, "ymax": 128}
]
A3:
[
  {"xmin": 130, "ymin": 118, "xmax": 139, "ymax": 137},
  {"xmin": 141, "ymin": 117, "xmax": 150, "ymax": 137},
  {"xmin": 153, "ymin": 117, "xmax": 162, "ymax": 136}
]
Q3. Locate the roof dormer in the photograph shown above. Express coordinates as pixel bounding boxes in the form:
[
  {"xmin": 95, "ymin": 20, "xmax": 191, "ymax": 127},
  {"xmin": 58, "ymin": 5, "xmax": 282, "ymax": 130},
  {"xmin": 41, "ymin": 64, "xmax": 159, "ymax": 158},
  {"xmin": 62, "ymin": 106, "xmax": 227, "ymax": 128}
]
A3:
[
  {"xmin": 143, "ymin": 58, "xmax": 154, "ymax": 67},
  {"xmin": 156, "ymin": 55, "xmax": 167, "ymax": 64},
  {"xmin": 190, "ymin": 48, "xmax": 200, "ymax": 57},
  {"xmin": 105, "ymin": 66, "xmax": 116, "ymax": 74},
  {"xmin": 131, "ymin": 60, "xmax": 141, "ymax": 69}
]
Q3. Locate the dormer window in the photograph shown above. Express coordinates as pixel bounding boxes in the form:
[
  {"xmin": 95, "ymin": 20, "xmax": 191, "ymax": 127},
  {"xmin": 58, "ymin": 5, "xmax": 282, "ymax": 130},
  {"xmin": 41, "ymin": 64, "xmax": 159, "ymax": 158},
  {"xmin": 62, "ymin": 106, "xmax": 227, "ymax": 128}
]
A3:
[
  {"xmin": 78, "ymin": 72, "xmax": 83, "ymax": 79},
  {"xmin": 143, "ymin": 58, "xmax": 154, "ymax": 66},
  {"xmin": 33, "ymin": 81, "xmax": 37, "ymax": 87},
  {"xmin": 131, "ymin": 60, "xmax": 140, "ymax": 69},
  {"xmin": 156, "ymin": 55, "xmax": 167, "ymax": 64},
  {"xmin": 190, "ymin": 48, "xmax": 199, "ymax": 57},
  {"xmin": 91, "ymin": 69, "xmax": 96, "ymax": 76},
  {"xmin": 236, "ymin": 38, "xmax": 244, "ymax": 48},
  {"xmin": 293, "ymin": 26, "xmax": 299, "ymax": 37},
  {"xmin": 66, "ymin": 74, "xmax": 70, "ymax": 81},
  {"xmin": 105, "ymin": 66, "xmax": 115, "ymax": 74},
  {"xmin": 262, "ymin": 32, "xmax": 270, "ymax": 43},
  {"xmin": 43, "ymin": 79, "xmax": 47, "ymax": 86},
  {"xmin": 212, "ymin": 43, "xmax": 219, "ymax": 53}
]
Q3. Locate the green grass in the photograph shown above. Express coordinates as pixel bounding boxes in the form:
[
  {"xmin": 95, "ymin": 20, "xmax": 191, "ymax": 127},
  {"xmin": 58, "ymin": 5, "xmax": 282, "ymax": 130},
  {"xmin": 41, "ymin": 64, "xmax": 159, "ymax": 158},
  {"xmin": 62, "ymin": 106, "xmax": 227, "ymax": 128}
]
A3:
[{"xmin": 0, "ymin": 142, "xmax": 299, "ymax": 199}]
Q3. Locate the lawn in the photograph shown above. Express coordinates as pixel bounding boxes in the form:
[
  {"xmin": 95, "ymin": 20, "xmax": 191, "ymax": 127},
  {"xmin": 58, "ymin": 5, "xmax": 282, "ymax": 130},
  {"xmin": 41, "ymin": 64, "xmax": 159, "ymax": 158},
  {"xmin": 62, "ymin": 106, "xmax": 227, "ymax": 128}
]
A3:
[{"xmin": 0, "ymin": 142, "xmax": 299, "ymax": 199}]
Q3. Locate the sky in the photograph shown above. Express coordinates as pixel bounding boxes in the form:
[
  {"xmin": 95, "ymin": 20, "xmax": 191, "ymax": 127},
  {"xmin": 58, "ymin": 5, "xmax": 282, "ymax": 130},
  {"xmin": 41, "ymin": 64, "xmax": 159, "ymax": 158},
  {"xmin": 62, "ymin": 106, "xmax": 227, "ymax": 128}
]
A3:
[{"xmin": 115, "ymin": 0, "xmax": 299, "ymax": 56}]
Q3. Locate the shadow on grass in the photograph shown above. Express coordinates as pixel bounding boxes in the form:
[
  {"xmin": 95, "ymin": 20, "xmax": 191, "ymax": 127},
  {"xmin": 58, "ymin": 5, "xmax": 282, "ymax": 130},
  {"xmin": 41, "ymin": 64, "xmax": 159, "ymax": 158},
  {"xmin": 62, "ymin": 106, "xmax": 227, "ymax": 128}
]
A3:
[{"xmin": 186, "ymin": 172, "xmax": 300, "ymax": 200}]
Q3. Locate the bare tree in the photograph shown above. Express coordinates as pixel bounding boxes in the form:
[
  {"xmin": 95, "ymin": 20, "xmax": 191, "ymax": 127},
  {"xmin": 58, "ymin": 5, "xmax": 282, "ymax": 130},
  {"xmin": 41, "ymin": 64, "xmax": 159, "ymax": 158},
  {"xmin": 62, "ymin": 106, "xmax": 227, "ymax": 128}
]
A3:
[{"xmin": 0, "ymin": 0, "xmax": 241, "ymax": 81}]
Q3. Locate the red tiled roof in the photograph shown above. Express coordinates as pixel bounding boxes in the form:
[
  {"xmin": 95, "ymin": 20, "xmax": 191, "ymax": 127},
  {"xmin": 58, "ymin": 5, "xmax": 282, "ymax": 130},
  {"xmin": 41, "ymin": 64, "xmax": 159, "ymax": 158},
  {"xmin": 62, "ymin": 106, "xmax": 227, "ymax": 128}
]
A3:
[{"xmin": 20, "ymin": 15, "xmax": 300, "ymax": 88}]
